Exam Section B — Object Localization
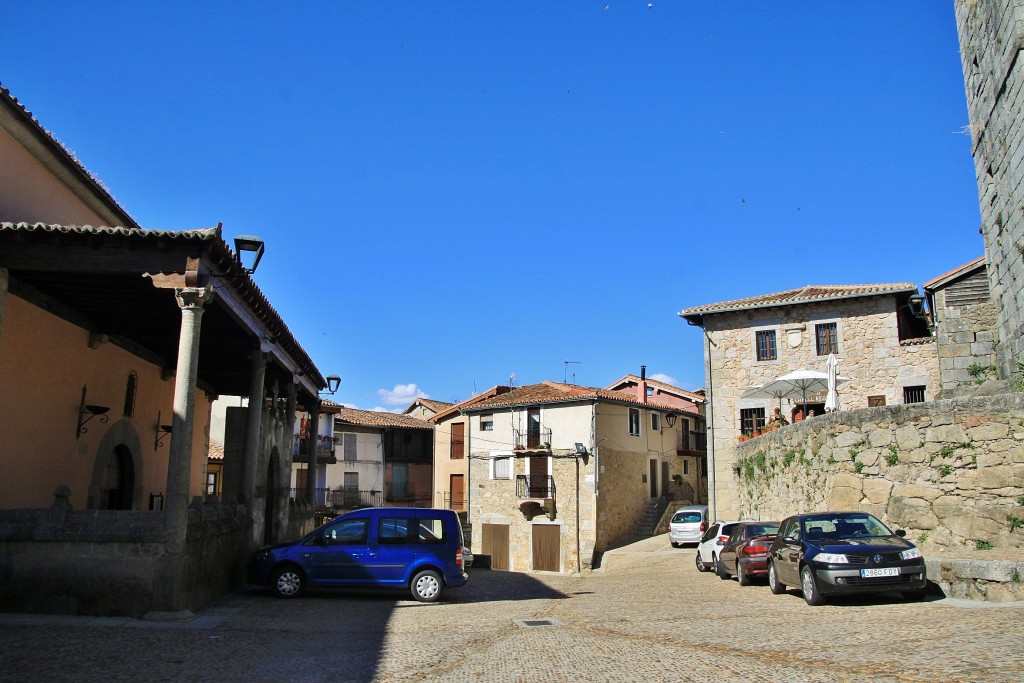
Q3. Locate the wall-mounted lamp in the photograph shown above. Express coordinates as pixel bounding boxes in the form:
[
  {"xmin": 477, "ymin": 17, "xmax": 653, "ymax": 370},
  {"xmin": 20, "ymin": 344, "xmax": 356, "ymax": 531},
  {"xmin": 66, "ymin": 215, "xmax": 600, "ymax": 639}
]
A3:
[
  {"xmin": 322, "ymin": 374, "xmax": 341, "ymax": 395},
  {"xmin": 906, "ymin": 294, "xmax": 927, "ymax": 318},
  {"xmin": 154, "ymin": 410, "xmax": 173, "ymax": 449},
  {"xmin": 76, "ymin": 385, "xmax": 109, "ymax": 440},
  {"xmin": 665, "ymin": 413, "xmax": 679, "ymax": 428},
  {"xmin": 234, "ymin": 234, "xmax": 265, "ymax": 274}
]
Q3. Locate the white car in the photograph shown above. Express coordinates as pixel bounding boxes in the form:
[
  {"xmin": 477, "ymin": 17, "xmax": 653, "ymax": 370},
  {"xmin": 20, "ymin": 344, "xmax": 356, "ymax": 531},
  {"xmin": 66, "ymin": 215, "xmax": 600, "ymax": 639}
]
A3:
[
  {"xmin": 695, "ymin": 520, "xmax": 743, "ymax": 572},
  {"xmin": 668, "ymin": 505, "xmax": 709, "ymax": 547}
]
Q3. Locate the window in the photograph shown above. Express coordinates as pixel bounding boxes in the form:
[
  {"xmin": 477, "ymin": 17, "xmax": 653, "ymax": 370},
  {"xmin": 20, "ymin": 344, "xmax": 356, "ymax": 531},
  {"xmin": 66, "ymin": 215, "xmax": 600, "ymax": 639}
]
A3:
[
  {"xmin": 205, "ymin": 471, "xmax": 217, "ymax": 497},
  {"xmin": 320, "ymin": 518, "xmax": 368, "ymax": 545},
  {"xmin": 868, "ymin": 395, "xmax": 886, "ymax": 407},
  {"xmin": 378, "ymin": 517, "xmax": 446, "ymax": 545},
  {"xmin": 341, "ymin": 433, "xmax": 357, "ymax": 461},
  {"xmin": 815, "ymin": 322, "xmax": 838, "ymax": 355},
  {"xmin": 651, "ymin": 412, "xmax": 661, "ymax": 431},
  {"xmin": 492, "ymin": 456, "xmax": 512, "ymax": 480},
  {"xmin": 903, "ymin": 385, "xmax": 926, "ymax": 404},
  {"xmin": 739, "ymin": 408, "xmax": 765, "ymax": 434},
  {"xmin": 629, "ymin": 408, "xmax": 641, "ymax": 436},
  {"xmin": 755, "ymin": 330, "xmax": 777, "ymax": 361},
  {"xmin": 646, "ymin": 386, "xmax": 654, "ymax": 397},
  {"xmin": 480, "ymin": 414, "xmax": 494, "ymax": 431},
  {"xmin": 344, "ymin": 472, "xmax": 359, "ymax": 490},
  {"xmin": 683, "ymin": 460, "xmax": 689, "ymax": 475},
  {"xmin": 451, "ymin": 423, "xmax": 465, "ymax": 459},
  {"xmin": 391, "ymin": 464, "xmax": 408, "ymax": 498}
]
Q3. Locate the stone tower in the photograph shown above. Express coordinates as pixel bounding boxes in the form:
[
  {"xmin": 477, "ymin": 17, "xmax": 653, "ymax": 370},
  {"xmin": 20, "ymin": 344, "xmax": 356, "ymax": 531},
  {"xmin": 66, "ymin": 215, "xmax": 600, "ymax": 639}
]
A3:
[{"xmin": 954, "ymin": 0, "xmax": 1024, "ymax": 379}]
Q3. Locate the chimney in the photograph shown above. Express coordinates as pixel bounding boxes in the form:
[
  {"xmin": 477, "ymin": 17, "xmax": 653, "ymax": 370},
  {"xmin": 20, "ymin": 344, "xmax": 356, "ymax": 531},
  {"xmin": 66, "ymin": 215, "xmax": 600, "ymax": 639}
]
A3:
[{"xmin": 639, "ymin": 365, "xmax": 648, "ymax": 404}]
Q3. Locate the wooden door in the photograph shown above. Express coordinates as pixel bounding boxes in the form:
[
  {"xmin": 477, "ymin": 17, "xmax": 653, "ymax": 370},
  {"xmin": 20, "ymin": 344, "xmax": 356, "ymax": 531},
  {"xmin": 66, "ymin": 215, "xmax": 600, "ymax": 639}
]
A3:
[
  {"xmin": 450, "ymin": 474, "xmax": 465, "ymax": 510},
  {"xmin": 529, "ymin": 454, "xmax": 549, "ymax": 497},
  {"xmin": 482, "ymin": 523, "xmax": 510, "ymax": 571},
  {"xmin": 527, "ymin": 408, "xmax": 541, "ymax": 447},
  {"xmin": 661, "ymin": 461, "xmax": 670, "ymax": 497},
  {"xmin": 450, "ymin": 422, "xmax": 465, "ymax": 459},
  {"xmin": 532, "ymin": 524, "xmax": 560, "ymax": 571}
]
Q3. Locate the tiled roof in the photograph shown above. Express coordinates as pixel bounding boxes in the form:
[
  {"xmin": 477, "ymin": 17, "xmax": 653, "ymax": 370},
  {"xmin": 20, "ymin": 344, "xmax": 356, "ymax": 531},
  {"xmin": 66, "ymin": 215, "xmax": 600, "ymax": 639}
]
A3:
[
  {"xmin": 461, "ymin": 381, "xmax": 683, "ymax": 413},
  {"xmin": 208, "ymin": 441, "xmax": 224, "ymax": 460},
  {"xmin": 1, "ymin": 84, "xmax": 139, "ymax": 229},
  {"xmin": 679, "ymin": 283, "xmax": 918, "ymax": 318},
  {"xmin": 429, "ymin": 385, "xmax": 514, "ymax": 423},
  {"xmin": 606, "ymin": 374, "xmax": 706, "ymax": 404},
  {"xmin": 334, "ymin": 407, "xmax": 433, "ymax": 430},
  {"xmin": 0, "ymin": 222, "xmax": 326, "ymax": 389},
  {"xmin": 923, "ymin": 256, "xmax": 986, "ymax": 291},
  {"xmin": 404, "ymin": 398, "xmax": 455, "ymax": 414}
]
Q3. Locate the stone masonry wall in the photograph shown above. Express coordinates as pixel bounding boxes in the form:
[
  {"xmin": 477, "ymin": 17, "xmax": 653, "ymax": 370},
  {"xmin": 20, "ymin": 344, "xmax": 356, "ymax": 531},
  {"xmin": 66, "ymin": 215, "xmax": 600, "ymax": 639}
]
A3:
[
  {"xmin": 733, "ymin": 392, "xmax": 1024, "ymax": 554},
  {"xmin": 704, "ymin": 295, "xmax": 940, "ymax": 519},
  {"xmin": 955, "ymin": 0, "xmax": 1024, "ymax": 379},
  {"xmin": 934, "ymin": 287, "xmax": 1001, "ymax": 394}
]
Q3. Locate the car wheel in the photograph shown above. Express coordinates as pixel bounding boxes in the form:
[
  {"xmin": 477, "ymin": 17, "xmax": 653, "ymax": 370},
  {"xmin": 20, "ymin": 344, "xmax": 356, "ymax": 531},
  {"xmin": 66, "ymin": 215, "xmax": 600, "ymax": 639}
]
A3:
[
  {"xmin": 800, "ymin": 565, "xmax": 826, "ymax": 606},
  {"xmin": 410, "ymin": 569, "xmax": 443, "ymax": 602},
  {"xmin": 737, "ymin": 562, "xmax": 751, "ymax": 586},
  {"xmin": 695, "ymin": 551, "xmax": 708, "ymax": 572},
  {"xmin": 768, "ymin": 562, "xmax": 786, "ymax": 595},
  {"xmin": 270, "ymin": 565, "xmax": 303, "ymax": 599},
  {"xmin": 671, "ymin": 541, "xmax": 679, "ymax": 548},
  {"xmin": 715, "ymin": 556, "xmax": 730, "ymax": 580}
]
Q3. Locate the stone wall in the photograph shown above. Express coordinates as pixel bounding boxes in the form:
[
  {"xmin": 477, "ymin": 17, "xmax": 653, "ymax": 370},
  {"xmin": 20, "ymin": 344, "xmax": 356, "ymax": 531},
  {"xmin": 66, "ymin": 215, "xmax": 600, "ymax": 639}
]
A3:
[
  {"xmin": 733, "ymin": 393, "xmax": 1024, "ymax": 553},
  {"xmin": 933, "ymin": 278, "xmax": 1000, "ymax": 395},
  {"xmin": 955, "ymin": 0, "xmax": 1024, "ymax": 379},
  {"xmin": 0, "ymin": 496, "xmax": 252, "ymax": 616}
]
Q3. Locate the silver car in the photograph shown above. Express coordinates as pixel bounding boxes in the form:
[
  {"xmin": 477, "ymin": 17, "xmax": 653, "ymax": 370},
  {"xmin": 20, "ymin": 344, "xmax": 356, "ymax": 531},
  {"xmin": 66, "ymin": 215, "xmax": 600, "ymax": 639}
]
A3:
[{"xmin": 669, "ymin": 505, "xmax": 709, "ymax": 547}]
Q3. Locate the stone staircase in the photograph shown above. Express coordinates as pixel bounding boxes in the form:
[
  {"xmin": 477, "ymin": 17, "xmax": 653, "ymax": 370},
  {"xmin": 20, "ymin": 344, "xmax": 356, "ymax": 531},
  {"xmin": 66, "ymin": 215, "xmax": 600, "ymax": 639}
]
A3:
[{"xmin": 634, "ymin": 496, "xmax": 673, "ymax": 537}]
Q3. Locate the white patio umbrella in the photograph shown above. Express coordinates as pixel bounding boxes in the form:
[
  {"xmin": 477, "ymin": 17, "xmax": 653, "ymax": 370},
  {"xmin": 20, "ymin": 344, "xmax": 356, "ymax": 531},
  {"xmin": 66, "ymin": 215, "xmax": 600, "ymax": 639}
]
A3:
[
  {"xmin": 824, "ymin": 353, "xmax": 842, "ymax": 413},
  {"xmin": 742, "ymin": 368, "xmax": 851, "ymax": 407}
]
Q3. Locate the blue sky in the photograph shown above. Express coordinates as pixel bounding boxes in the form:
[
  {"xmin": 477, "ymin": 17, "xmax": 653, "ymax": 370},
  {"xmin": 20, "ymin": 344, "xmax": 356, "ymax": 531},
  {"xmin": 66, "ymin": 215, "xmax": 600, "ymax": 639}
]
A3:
[{"xmin": 3, "ymin": 2, "xmax": 982, "ymax": 409}]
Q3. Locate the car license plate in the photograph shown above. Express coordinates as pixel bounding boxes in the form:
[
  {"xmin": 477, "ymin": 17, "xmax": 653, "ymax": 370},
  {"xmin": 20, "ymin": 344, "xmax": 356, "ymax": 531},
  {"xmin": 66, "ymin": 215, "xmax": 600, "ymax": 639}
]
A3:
[{"xmin": 861, "ymin": 567, "xmax": 899, "ymax": 578}]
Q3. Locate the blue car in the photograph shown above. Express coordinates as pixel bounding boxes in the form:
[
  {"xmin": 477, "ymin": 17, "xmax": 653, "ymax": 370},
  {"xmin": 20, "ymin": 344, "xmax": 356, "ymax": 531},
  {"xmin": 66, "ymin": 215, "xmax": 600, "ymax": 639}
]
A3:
[
  {"xmin": 248, "ymin": 507, "xmax": 469, "ymax": 602},
  {"xmin": 768, "ymin": 511, "xmax": 927, "ymax": 606}
]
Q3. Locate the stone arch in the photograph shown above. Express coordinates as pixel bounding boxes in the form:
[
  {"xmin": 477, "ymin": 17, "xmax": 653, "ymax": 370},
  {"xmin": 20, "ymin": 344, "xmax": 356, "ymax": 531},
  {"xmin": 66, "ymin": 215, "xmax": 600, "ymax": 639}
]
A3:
[{"xmin": 87, "ymin": 419, "xmax": 144, "ymax": 510}]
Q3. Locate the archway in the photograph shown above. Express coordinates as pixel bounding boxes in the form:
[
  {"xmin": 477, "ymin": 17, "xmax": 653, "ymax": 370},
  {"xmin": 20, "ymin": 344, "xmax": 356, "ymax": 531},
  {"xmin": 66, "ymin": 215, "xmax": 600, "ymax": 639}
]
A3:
[{"xmin": 104, "ymin": 445, "xmax": 135, "ymax": 510}]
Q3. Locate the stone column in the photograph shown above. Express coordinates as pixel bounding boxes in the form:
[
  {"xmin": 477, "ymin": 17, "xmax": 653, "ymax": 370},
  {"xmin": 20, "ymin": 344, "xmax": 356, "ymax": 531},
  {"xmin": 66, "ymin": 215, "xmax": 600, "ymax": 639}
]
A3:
[
  {"xmin": 165, "ymin": 286, "xmax": 213, "ymax": 551},
  {"xmin": 306, "ymin": 401, "xmax": 321, "ymax": 507},
  {"xmin": 241, "ymin": 350, "xmax": 268, "ymax": 509}
]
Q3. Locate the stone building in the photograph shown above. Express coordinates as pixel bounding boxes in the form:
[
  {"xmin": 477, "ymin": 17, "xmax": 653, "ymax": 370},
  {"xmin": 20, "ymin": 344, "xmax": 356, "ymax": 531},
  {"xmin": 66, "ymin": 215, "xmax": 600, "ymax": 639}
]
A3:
[
  {"xmin": 462, "ymin": 381, "xmax": 696, "ymax": 574},
  {"xmin": 923, "ymin": 256, "xmax": 1000, "ymax": 395},
  {"xmin": 679, "ymin": 284, "xmax": 938, "ymax": 520},
  {"xmin": 954, "ymin": 0, "xmax": 1024, "ymax": 380}
]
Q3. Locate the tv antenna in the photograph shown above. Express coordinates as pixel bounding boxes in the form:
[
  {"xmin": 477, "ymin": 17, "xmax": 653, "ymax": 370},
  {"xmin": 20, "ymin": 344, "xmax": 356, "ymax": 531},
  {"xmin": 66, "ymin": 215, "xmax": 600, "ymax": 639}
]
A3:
[{"xmin": 564, "ymin": 360, "xmax": 581, "ymax": 384}]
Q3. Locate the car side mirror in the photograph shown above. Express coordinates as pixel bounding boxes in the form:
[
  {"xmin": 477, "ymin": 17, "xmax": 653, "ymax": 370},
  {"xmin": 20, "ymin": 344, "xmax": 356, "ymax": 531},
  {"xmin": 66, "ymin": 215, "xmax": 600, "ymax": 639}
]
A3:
[
  {"xmin": 894, "ymin": 529, "xmax": 906, "ymax": 538},
  {"xmin": 784, "ymin": 536, "xmax": 797, "ymax": 543}
]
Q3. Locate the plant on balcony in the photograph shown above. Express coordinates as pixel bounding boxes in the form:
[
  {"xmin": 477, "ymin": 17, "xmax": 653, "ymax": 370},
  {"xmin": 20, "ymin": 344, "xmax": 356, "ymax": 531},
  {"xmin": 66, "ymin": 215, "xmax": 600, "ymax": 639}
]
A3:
[
  {"xmin": 542, "ymin": 441, "xmax": 550, "ymax": 449},
  {"xmin": 671, "ymin": 474, "xmax": 683, "ymax": 486}
]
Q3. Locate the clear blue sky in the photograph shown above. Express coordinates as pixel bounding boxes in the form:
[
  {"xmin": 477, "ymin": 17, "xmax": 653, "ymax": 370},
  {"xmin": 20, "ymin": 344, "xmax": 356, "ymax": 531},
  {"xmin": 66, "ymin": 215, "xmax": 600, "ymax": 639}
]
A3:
[{"xmin": 3, "ymin": 2, "xmax": 982, "ymax": 409}]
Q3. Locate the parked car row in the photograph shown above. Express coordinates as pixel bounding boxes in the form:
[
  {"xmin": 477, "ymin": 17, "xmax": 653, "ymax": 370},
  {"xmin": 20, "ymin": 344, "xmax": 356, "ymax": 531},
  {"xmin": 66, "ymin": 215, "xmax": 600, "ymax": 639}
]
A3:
[{"xmin": 677, "ymin": 507, "xmax": 928, "ymax": 606}]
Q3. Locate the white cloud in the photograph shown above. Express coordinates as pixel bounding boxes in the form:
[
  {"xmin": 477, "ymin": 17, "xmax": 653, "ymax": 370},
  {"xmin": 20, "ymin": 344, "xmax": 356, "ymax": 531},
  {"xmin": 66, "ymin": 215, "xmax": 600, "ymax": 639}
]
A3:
[
  {"xmin": 377, "ymin": 383, "xmax": 429, "ymax": 406},
  {"xmin": 649, "ymin": 373, "xmax": 679, "ymax": 387}
]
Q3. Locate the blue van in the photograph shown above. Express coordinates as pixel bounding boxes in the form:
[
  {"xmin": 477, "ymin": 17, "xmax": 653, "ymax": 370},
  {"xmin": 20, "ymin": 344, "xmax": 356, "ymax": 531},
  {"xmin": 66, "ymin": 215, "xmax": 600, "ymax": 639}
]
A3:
[{"xmin": 248, "ymin": 507, "xmax": 469, "ymax": 602}]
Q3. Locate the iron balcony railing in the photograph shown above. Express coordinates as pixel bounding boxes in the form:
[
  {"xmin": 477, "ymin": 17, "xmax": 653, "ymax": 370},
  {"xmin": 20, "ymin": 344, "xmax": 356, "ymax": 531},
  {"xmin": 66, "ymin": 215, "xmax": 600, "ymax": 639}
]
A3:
[
  {"xmin": 292, "ymin": 435, "xmax": 336, "ymax": 462},
  {"xmin": 442, "ymin": 491, "xmax": 466, "ymax": 511},
  {"xmin": 678, "ymin": 431, "xmax": 707, "ymax": 453},
  {"xmin": 513, "ymin": 426, "xmax": 553, "ymax": 449},
  {"xmin": 330, "ymin": 488, "xmax": 383, "ymax": 509},
  {"xmin": 289, "ymin": 487, "xmax": 332, "ymax": 506},
  {"xmin": 516, "ymin": 474, "xmax": 555, "ymax": 499}
]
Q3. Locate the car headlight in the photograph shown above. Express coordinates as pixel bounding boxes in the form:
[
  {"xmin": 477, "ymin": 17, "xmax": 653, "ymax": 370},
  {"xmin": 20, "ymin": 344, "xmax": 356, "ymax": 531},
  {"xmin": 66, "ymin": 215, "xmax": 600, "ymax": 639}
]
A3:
[
  {"xmin": 815, "ymin": 552, "xmax": 849, "ymax": 564},
  {"xmin": 900, "ymin": 548, "xmax": 922, "ymax": 560}
]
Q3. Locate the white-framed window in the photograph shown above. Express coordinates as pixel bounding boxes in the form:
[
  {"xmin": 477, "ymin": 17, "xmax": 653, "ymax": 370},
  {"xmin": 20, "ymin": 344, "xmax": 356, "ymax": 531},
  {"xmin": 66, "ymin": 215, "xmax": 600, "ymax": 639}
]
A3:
[
  {"xmin": 490, "ymin": 454, "xmax": 512, "ymax": 480},
  {"xmin": 651, "ymin": 412, "xmax": 661, "ymax": 432},
  {"xmin": 629, "ymin": 408, "xmax": 641, "ymax": 436},
  {"xmin": 480, "ymin": 414, "xmax": 494, "ymax": 431}
]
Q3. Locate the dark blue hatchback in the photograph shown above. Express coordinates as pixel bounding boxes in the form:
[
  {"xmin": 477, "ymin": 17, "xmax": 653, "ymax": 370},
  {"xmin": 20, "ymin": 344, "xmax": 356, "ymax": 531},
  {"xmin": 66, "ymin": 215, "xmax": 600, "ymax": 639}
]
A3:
[
  {"xmin": 768, "ymin": 511, "xmax": 927, "ymax": 605},
  {"xmin": 248, "ymin": 507, "xmax": 469, "ymax": 602}
]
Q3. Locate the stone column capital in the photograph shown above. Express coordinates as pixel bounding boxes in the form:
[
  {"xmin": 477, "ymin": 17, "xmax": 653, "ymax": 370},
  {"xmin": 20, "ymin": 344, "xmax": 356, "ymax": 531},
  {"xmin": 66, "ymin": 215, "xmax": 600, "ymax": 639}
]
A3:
[{"xmin": 175, "ymin": 286, "xmax": 214, "ymax": 310}]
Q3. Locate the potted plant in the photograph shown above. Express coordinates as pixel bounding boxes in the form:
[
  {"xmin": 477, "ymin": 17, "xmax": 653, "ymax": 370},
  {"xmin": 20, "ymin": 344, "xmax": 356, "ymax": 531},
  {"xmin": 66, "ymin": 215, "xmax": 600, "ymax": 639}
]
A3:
[{"xmin": 671, "ymin": 474, "xmax": 684, "ymax": 486}]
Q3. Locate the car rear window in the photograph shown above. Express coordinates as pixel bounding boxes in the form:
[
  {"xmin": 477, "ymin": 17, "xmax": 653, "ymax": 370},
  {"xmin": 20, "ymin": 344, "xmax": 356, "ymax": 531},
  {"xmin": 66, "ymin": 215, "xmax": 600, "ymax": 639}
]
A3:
[
  {"xmin": 672, "ymin": 512, "xmax": 703, "ymax": 523},
  {"xmin": 378, "ymin": 517, "xmax": 448, "ymax": 544}
]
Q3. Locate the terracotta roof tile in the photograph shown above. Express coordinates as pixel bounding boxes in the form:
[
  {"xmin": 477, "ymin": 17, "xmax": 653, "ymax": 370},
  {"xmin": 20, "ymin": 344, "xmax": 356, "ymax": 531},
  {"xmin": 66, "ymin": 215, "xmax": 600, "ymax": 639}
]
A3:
[
  {"xmin": 680, "ymin": 283, "xmax": 918, "ymax": 318},
  {"xmin": 334, "ymin": 406, "xmax": 433, "ymax": 430},
  {"xmin": 208, "ymin": 441, "xmax": 224, "ymax": 460},
  {"xmin": 461, "ymin": 381, "xmax": 683, "ymax": 413},
  {"xmin": 923, "ymin": 256, "xmax": 986, "ymax": 291},
  {"xmin": 404, "ymin": 398, "xmax": 455, "ymax": 414},
  {"xmin": 606, "ymin": 374, "xmax": 706, "ymax": 404}
]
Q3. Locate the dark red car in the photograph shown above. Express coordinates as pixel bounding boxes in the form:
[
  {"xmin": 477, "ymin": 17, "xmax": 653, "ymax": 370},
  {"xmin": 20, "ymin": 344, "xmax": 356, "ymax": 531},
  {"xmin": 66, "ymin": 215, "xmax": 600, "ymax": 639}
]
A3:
[{"xmin": 715, "ymin": 521, "xmax": 781, "ymax": 586}]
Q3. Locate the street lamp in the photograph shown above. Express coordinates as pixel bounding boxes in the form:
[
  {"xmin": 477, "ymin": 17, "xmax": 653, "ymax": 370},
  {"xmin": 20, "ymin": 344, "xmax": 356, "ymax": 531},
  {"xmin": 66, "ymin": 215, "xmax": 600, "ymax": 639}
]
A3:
[{"xmin": 234, "ymin": 235, "xmax": 265, "ymax": 274}]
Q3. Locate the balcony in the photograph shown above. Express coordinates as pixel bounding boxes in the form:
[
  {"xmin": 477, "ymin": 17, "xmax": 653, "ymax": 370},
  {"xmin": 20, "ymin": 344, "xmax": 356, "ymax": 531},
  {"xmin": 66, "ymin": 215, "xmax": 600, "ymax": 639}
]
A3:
[
  {"xmin": 292, "ymin": 435, "xmax": 337, "ymax": 464},
  {"xmin": 677, "ymin": 431, "xmax": 707, "ymax": 455},
  {"xmin": 515, "ymin": 475, "xmax": 555, "ymax": 520},
  {"xmin": 513, "ymin": 426, "xmax": 553, "ymax": 450}
]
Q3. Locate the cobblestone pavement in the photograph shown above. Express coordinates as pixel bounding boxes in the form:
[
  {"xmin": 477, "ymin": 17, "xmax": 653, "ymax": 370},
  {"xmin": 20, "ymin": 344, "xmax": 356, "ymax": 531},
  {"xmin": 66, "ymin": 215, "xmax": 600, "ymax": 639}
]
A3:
[{"xmin": 2, "ymin": 535, "xmax": 1023, "ymax": 683}]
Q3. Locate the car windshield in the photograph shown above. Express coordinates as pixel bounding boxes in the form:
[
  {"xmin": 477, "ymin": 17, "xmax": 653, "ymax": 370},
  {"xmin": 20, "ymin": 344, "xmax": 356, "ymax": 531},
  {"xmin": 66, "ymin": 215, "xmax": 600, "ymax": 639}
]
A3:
[
  {"xmin": 672, "ymin": 512, "xmax": 703, "ymax": 523},
  {"xmin": 801, "ymin": 513, "xmax": 892, "ymax": 540}
]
